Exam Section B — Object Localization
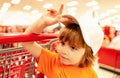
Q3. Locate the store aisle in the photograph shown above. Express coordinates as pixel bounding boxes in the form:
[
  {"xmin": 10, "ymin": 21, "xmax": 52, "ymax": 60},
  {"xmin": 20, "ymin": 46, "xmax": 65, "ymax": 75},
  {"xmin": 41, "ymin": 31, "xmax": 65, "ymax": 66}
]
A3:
[
  {"xmin": 97, "ymin": 68, "xmax": 114, "ymax": 78},
  {"xmin": 95, "ymin": 66, "xmax": 120, "ymax": 78}
]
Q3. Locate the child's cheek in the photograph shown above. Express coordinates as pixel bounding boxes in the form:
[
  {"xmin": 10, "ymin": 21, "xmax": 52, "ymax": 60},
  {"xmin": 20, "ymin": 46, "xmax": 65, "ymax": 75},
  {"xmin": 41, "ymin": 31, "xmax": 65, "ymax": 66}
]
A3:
[
  {"xmin": 56, "ymin": 44, "xmax": 61, "ymax": 53},
  {"xmin": 56, "ymin": 44, "xmax": 71, "ymax": 54},
  {"xmin": 56, "ymin": 44, "xmax": 65, "ymax": 53}
]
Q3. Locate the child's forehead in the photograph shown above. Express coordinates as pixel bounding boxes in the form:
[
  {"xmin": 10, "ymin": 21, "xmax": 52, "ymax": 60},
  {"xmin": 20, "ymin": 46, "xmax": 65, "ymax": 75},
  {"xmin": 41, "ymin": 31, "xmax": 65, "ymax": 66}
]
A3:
[
  {"xmin": 59, "ymin": 30, "xmax": 85, "ymax": 48},
  {"xmin": 59, "ymin": 38, "xmax": 81, "ymax": 48}
]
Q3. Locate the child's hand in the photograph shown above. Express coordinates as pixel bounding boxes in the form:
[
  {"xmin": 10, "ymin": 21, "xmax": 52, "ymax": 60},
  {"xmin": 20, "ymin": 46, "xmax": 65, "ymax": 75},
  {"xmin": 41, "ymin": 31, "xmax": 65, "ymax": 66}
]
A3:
[{"xmin": 42, "ymin": 4, "xmax": 64, "ymax": 26}]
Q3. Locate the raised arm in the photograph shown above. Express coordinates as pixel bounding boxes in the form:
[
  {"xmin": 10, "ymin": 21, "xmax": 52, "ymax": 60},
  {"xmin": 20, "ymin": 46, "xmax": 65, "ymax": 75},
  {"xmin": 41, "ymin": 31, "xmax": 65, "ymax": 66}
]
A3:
[{"xmin": 21, "ymin": 4, "xmax": 64, "ymax": 57}]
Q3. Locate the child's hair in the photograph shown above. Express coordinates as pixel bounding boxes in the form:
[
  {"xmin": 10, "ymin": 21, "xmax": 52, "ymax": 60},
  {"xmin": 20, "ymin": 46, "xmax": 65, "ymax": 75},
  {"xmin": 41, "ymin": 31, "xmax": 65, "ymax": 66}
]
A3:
[{"xmin": 59, "ymin": 23, "xmax": 95, "ymax": 67}]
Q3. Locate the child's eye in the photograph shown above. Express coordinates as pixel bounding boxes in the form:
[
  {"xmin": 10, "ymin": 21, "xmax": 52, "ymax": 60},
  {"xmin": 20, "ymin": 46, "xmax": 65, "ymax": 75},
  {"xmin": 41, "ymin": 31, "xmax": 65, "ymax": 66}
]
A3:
[
  {"xmin": 71, "ymin": 46, "xmax": 76, "ymax": 50},
  {"xmin": 61, "ymin": 42, "xmax": 65, "ymax": 46}
]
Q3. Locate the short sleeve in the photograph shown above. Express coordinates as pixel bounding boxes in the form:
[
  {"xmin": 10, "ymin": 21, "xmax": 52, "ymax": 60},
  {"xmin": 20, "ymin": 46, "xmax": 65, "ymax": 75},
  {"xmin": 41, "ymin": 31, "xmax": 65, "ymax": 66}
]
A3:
[{"xmin": 37, "ymin": 48, "xmax": 58, "ymax": 74}]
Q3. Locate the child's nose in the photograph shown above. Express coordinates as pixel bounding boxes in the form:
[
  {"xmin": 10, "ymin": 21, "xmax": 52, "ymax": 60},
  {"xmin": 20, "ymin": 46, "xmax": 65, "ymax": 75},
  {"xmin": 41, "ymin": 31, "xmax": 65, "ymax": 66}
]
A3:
[
  {"xmin": 60, "ymin": 46, "xmax": 69, "ymax": 55},
  {"xmin": 61, "ymin": 50, "xmax": 67, "ymax": 55}
]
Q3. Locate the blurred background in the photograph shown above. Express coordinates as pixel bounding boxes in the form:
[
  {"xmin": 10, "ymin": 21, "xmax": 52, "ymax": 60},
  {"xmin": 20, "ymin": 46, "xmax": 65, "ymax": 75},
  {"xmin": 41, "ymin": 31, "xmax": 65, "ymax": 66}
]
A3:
[{"xmin": 0, "ymin": 0, "xmax": 120, "ymax": 78}]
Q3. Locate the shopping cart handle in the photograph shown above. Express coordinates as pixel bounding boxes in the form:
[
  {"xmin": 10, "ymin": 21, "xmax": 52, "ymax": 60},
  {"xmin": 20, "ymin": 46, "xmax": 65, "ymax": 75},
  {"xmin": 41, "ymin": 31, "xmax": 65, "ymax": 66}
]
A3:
[{"xmin": 0, "ymin": 33, "xmax": 58, "ymax": 44}]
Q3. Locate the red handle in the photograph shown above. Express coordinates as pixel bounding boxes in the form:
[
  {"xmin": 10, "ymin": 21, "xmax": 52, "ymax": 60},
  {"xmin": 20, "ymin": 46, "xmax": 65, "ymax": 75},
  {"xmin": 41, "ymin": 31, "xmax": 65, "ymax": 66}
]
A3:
[{"xmin": 0, "ymin": 33, "xmax": 58, "ymax": 44}]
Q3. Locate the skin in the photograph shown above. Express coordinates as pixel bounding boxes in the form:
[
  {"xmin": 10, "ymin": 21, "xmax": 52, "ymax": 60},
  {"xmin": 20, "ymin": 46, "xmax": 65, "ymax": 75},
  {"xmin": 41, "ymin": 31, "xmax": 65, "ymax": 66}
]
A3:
[
  {"xmin": 21, "ymin": 4, "xmax": 85, "ymax": 67},
  {"xmin": 21, "ymin": 4, "xmax": 64, "ymax": 57},
  {"xmin": 56, "ymin": 41, "xmax": 85, "ymax": 66}
]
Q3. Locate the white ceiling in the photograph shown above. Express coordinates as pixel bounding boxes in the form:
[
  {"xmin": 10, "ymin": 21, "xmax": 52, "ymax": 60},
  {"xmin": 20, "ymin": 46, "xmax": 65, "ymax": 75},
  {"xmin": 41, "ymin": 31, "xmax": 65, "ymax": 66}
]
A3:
[{"xmin": 0, "ymin": 0, "xmax": 120, "ymax": 26}]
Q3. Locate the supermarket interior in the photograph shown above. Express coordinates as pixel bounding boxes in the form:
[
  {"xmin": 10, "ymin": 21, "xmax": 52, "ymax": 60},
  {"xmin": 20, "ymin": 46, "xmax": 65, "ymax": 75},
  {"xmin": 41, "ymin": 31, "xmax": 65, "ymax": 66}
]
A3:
[{"xmin": 0, "ymin": 0, "xmax": 120, "ymax": 78}]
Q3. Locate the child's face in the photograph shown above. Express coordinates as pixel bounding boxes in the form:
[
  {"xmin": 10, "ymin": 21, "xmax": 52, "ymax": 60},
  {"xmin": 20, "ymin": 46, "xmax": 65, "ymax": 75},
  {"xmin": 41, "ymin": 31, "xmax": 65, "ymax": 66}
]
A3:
[{"xmin": 56, "ymin": 41, "xmax": 85, "ymax": 66}]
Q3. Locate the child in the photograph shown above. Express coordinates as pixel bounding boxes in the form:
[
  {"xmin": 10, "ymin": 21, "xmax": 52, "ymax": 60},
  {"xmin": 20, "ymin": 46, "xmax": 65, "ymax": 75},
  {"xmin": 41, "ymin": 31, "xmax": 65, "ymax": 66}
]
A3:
[{"xmin": 21, "ymin": 4, "xmax": 104, "ymax": 78}]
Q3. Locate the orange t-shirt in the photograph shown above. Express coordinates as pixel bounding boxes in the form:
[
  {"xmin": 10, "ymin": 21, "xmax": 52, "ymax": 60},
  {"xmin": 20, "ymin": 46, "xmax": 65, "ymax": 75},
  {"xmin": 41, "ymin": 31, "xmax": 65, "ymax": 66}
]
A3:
[{"xmin": 37, "ymin": 48, "xmax": 98, "ymax": 78}]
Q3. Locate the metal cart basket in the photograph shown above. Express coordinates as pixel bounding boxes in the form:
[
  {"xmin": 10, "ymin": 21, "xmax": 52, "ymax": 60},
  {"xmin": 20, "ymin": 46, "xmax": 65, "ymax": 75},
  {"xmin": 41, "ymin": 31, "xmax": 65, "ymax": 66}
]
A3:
[{"xmin": 0, "ymin": 33, "xmax": 58, "ymax": 78}]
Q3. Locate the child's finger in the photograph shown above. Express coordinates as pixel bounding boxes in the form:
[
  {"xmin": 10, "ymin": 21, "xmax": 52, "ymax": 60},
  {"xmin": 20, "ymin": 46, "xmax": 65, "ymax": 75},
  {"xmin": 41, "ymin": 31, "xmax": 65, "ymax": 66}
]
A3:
[
  {"xmin": 58, "ymin": 4, "xmax": 64, "ymax": 15},
  {"xmin": 47, "ymin": 9, "xmax": 57, "ymax": 14}
]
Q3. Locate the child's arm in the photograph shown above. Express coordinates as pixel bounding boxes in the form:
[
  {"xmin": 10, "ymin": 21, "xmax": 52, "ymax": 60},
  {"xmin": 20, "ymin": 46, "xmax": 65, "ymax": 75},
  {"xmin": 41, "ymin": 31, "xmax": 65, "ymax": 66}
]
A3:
[{"xmin": 21, "ymin": 4, "xmax": 64, "ymax": 57}]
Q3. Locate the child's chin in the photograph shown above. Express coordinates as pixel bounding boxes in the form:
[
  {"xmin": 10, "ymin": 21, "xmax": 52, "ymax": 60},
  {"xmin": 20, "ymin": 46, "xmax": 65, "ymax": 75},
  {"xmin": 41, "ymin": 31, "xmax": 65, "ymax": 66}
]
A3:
[{"xmin": 60, "ymin": 59, "xmax": 70, "ymax": 65}]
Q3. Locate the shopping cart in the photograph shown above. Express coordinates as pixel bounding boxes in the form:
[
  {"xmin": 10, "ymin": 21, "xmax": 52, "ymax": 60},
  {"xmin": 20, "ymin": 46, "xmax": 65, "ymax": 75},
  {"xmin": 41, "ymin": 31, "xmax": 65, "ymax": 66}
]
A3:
[{"xmin": 0, "ymin": 33, "xmax": 58, "ymax": 78}]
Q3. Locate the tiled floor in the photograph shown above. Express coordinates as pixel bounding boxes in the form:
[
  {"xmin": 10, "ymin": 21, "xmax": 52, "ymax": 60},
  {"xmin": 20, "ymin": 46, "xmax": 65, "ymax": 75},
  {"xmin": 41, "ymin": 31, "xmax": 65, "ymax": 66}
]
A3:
[
  {"xmin": 95, "ymin": 65, "xmax": 120, "ymax": 78},
  {"xmin": 97, "ymin": 68, "xmax": 116, "ymax": 78}
]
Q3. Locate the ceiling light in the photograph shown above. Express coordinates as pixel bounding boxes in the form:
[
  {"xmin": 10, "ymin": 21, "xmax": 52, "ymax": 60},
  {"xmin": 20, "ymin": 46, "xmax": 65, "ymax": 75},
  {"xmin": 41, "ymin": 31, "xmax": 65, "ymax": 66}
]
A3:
[
  {"xmin": 3, "ymin": 2, "xmax": 11, "ymax": 8},
  {"xmin": 31, "ymin": 10, "xmax": 39, "ymax": 14},
  {"xmin": 115, "ymin": 5, "xmax": 120, "ymax": 8},
  {"xmin": 1, "ymin": 3, "xmax": 11, "ymax": 13},
  {"xmin": 23, "ymin": 5, "xmax": 32, "ymax": 10},
  {"xmin": 66, "ymin": 1, "xmax": 78, "ymax": 6},
  {"xmin": 67, "ymin": 7, "xmax": 77, "ymax": 11},
  {"xmin": 86, "ymin": 1, "xmax": 98, "ymax": 7},
  {"xmin": 106, "ymin": 9, "xmax": 118, "ymax": 14},
  {"xmin": 43, "ymin": 3, "xmax": 53, "ymax": 9},
  {"xmin": 11, "ymin": 0, "xmax": 21, "ymax": 4},
  {"xmin": 16, "ymin": 11, "xmax": 23, "ymax": 15},
  {"xmin": 92, "ymin": 5, "xmax": 100, "ymax": 10}
]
